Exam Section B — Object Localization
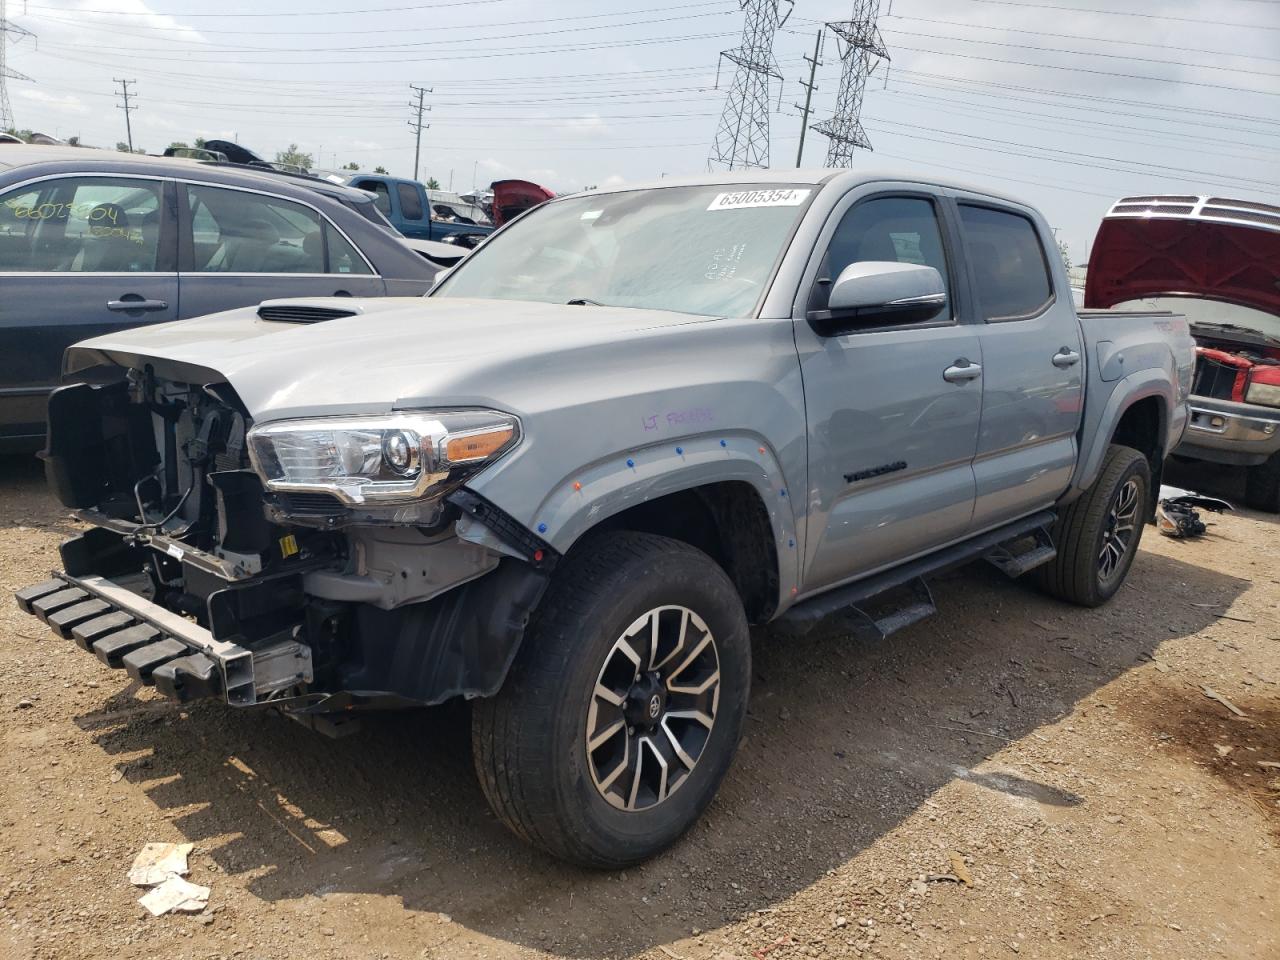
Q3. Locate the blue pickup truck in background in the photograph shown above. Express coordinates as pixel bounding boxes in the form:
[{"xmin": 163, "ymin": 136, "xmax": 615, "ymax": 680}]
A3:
[{"xmin": 331, "ymin": 173, "xmax": 493, "ymax": 244}]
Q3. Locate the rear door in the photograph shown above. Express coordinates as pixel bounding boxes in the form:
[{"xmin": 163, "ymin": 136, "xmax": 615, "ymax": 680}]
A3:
[
  {"xmin": 0, "ymin": 174, "xmax": 177, "ymax": 443},
  {"xmin": 794, "ymin": 189, "xmax": 983, "ymax": 593},
  {"xmin": 177, "ymin": 182, "xmax": 385, "ymax": 318},
  {"xmin": 953, "ymin": 198, "xmax": 1084, "ymax": 530}
]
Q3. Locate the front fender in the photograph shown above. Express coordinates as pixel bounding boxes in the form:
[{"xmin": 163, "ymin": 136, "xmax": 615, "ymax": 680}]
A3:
[{"xmin": 480, "ymin": 431, "xmax": 802, "ymax": 609}]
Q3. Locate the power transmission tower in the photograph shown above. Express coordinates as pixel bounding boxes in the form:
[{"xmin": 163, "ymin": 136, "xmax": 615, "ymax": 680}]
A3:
[
  {"xmin": 408, "ymin": 84, "xmax": 432, "ymax": 183},
  {"xmin": 0, "ymin": 0, "xmax": 35, "ymax": 133},
  {"xmin": 114, "ymin": 78, "xmax": 137, "ymax": 152},
  {"xmin": 707, "ymin": 0, "xmax": 793, "ymax": 171},
  {"xmin": 793, "ymin": 28, "xmax": 824, "ymax": 167},
  {"xmin": 811, "ymin": 0, "xmax": 889, "ymax": 167}
]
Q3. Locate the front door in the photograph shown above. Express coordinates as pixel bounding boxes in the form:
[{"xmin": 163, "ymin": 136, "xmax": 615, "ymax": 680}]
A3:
[
  {"xmin": 0, "ymin": 174, "xmax": 178, "ymax": 444},
  {"xmin": 795, "ymin": 192, "xmax": 982, "ymax": 595},
  {"xmin": 954, "ymin": 200, "xmax": 1085, "ymax": 530},
  {"xmin": 178, "ymin": 183, "xmax": 385, "ymax": 319}
]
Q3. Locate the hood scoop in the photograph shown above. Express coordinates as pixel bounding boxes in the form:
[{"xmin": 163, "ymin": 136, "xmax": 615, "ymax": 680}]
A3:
[{"xmin": 257, "ymin": 302, "xmax": 359, "ymax": 324}]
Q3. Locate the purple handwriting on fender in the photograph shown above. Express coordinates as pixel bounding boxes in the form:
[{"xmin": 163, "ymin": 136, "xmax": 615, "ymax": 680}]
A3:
[{"xmin": 643, "ymin": 408, "xmax": 714, "ymax": 431}]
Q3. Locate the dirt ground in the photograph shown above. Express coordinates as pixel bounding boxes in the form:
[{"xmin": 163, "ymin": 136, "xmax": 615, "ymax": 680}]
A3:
[{"xmin": 1, "ymin": 452, "xmax": 1276, "ymax": 960}]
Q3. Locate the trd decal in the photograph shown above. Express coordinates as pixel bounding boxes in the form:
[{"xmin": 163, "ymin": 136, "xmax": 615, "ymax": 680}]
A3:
[{"xmin": 844, "ymin": 460, "xmax": 907, "ymax": 483}]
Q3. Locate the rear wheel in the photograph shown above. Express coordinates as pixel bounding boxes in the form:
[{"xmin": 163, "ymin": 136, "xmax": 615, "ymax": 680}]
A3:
[
  {"xmin": 1244, "ymin": 452, "xmax": 1280, "ymax": 513},
  {"xmin": 472, "ymin": 531, "xmax": 750, "ymax": 868},
  {"xmin": 1038, "ymin": 444, "xmax": 1151, "ymax": 607}
]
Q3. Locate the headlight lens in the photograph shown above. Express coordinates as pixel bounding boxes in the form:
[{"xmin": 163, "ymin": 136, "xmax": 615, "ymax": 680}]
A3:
[
  {"xmin": 247, "ymin": 410, "xmax": 519, "ymax": 504},
  {"xmin": 1245, "ymin": 379, "xmax": 1280, "ymax": 408}
]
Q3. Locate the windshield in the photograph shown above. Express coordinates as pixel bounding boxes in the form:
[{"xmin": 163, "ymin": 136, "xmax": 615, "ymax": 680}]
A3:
[{"xmin": 432, "ymin": 184, "xmax": 815, "ymax": 317}]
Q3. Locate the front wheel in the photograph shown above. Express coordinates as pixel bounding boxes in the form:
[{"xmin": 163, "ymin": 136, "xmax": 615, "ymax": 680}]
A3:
[
  {"xmin": 1038, "ymin": 444, "xmax": 1151, "ymax": 607},
  {"xmin": 472, "ymin": 531, "xmax": 750, "ymax": 868}
]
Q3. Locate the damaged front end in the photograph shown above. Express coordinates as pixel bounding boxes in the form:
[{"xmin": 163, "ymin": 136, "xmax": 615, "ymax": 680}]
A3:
[{"xmin": 15, "ymin": 364, "xmax": 552, "ymax": 721}]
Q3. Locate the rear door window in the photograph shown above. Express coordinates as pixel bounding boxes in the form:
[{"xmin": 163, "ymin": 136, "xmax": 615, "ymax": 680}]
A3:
[
  {"xmin": 0, "ymin": 177, "xmax": 163, "ymax": 272},
  {"xmin": 353, "ymin": 179, "xmax": 392, "ymax": 217},
  {"xmin": 186, "ymin": 185, "xmax": 325, "ymax": 274},
  {"xmin": 397, "ymin": 183, "xmax": 424, "ymax": 221},
  {"xmin": 958, "ymin": 204, "xmax": 1054, "ymax": 320}
]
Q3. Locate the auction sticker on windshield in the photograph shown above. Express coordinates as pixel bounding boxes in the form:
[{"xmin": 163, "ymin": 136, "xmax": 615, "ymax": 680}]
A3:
[{"xmin": 707, "ymin": 189, "xmax": 811, "ymax": 211}]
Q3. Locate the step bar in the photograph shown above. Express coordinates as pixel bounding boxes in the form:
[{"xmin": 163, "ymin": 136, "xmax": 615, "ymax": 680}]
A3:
[{"xmin": 778, "ymin": 510, "xmax": 1056, "ymax": 641}]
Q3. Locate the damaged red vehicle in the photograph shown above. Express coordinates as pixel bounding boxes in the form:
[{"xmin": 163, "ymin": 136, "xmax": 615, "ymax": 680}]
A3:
[{"xmin": 1087, "ymin": 195, "xmax": 1280, "ymax": 512}]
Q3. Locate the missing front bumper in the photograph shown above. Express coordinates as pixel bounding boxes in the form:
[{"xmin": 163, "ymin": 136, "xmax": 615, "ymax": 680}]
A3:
[{"xmin": 14, "ymin": 573, "xmax": 312, "ymax": 705}]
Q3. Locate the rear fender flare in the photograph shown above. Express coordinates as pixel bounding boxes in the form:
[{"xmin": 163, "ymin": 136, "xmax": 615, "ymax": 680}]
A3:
[{"xmin": 1069, "ymin": 370, "xmax": 1175, "ymax": 497}]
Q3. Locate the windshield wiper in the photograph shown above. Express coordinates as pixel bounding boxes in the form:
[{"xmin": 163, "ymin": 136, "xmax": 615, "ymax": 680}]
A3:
[{"xmin": 566, "ymin": 298, "xmax": 605, "ymax": 306}]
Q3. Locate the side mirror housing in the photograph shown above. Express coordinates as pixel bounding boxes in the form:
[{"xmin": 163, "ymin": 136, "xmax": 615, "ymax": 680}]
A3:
[{"xmin": 808, "ymin": 260, "xmax": 947, "ymax": 336}]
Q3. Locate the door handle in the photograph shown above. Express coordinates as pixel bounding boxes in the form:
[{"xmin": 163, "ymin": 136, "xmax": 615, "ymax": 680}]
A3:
[
  {"xmin": 943, "ymin": 360, "xmax": 983, "ymax": 383},
  {"xmin": 107, "ymin": 298, "xmax": 168, "ymax": 312},
  {"xmin": 1052, "ymin": 347, "xmax": 1081, "ymax": 368}
]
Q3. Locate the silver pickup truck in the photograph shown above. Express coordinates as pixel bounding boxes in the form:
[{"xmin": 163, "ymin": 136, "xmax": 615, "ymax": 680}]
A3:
[{"xmin": 14, "ymin": 171, "xmax": 1194, "ymax": 867}]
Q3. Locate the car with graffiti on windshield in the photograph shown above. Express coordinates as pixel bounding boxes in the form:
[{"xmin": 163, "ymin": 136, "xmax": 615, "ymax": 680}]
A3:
[
  {"xmin": 15, "ymin": 170, "xmax": 1192, "ymax": 867},
  {"xmin": 0, "ymin": 145, "xmax": 438, "ymax": 450}
]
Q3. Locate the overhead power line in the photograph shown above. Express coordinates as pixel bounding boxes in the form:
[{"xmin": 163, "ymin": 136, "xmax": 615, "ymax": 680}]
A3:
[
  {"xmin": 951, "ymin": 0, "xmax": 1280, "ymax": 30},
  {"xmin": 22, "ymin": 0, "xmax": 525, "ymax": 17},
  {"xmin": 25, "ymin": 1, "xmax": 733, "ymax": 36},
  {"xmin": 886, "ymin": 43, "xmax": 1280, "ymax": 95},
  {"xmin": 881, "ymin": 14, "xmax": 1280, "ymax": 64},
  {"xmin": 878, "ymin": 25, "xmax": 1280, "ymax": 77}
]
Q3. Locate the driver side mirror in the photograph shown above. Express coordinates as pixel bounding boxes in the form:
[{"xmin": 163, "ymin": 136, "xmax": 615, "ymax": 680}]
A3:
[{"xmin": 808, "ymin": 260, "xmax": 947, "ymax": 337}]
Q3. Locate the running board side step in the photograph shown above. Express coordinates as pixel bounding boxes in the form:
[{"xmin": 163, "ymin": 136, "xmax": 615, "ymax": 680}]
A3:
[
  {"xmin": 982, "ymin": 520, "xmax": 1057, "ymax": 578},
  {"xmin": 776, "ymin": 510, "xmax": 1056, "ymax": 641}
]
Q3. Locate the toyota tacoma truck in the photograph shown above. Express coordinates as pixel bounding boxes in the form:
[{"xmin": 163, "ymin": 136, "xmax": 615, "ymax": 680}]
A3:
[
  {"xmin": 1086, "ymin": 194, "xmax": 1280, "ymax": 511},
  {"xmin": 14, "ymin": 171, "xmax": 1194, "ymax": 867}
]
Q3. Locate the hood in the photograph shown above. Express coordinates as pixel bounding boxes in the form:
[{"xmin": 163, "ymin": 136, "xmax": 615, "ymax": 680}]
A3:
[
  {"xmin": 65, "ymin": 297, "xmax": 714, "ymax": 422},
  {"xmin": 491, "ymin": 179, "xmax": 555, "ymax": 228},
  {"xmin": 1085, "ymin": 196, "xmax": 1280, "ymax": 317}
]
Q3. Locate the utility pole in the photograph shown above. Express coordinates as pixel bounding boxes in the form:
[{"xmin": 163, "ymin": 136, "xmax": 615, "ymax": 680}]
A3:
[
  {"xmin": 794, "ymin": 28, "xmax": 824, "ymax": 167},
  {"xmin": 1, "ymin": 0, "xmax": 35, "ymax": 133},
  {"xmin": 707, "ymin": 0, "xmax": 794, "ymax": 171},
  {"xmin": 408, "ymin": 83, "xmax": 432, "ymax": 182},
  {"xmin": 114, "ymin": 78, "xmax": 137, "ymax": 152}
]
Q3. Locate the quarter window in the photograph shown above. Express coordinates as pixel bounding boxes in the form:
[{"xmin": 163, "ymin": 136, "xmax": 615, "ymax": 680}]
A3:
[
  {"xmin": 397, "ymin": 183, "xmax": 424, "ymax": 221},
  {"xmin": 958, "ymin": 204, "xmax": 1054, "ymax": 320},
  {"xmin": 810, "ymin": 196, "xmax": 951, "ymax": 319},
  {"xmin": 325, "ymin": 223, "xmax": 373, "ymax": 275},
  {"xmin": 0, "ymin": 177, "xmax": 162, "ymax": 272},
  {"xmin": 354, "ymin": 179, "xmax": 392, "ymax": 217}
]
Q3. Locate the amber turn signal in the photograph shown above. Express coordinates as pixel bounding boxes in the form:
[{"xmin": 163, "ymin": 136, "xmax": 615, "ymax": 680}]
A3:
[{"xmin": 445, "ymin": 426, "xmax": 516, "ymax": 463}]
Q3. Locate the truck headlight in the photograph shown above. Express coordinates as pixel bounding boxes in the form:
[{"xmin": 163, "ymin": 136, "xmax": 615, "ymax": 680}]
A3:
[
  {"xmin": 1245, "ymin": 380, "xmax": 1280, "ymax": 409},
  {"xmin": 247, "ymin": 410, "xmax": 519, "ymax": 504}
]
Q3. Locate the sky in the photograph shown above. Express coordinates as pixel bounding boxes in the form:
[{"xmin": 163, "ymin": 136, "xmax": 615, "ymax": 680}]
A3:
[{"xmin": 3, "ymin": 0, "xmax": 1278, "ymax": 260}]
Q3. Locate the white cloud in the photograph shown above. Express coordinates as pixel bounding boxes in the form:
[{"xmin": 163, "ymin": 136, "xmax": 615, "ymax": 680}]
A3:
[{"xmin": 16, "ymin": 89, "xmax": 89, "ymax": 116}]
